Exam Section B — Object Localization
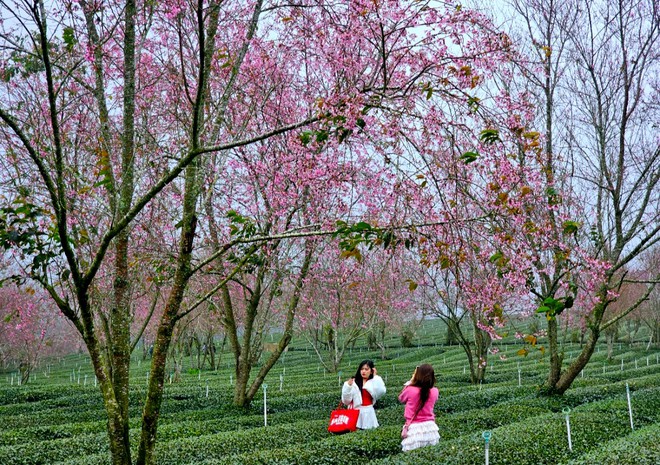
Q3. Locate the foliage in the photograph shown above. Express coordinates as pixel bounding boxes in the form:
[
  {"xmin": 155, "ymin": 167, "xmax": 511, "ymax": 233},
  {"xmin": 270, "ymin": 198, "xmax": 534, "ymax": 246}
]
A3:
[
  {"xmin": 563, "ymin": 423, "xmax": 660, "ymax": 465},
  {"xmin": 0, "ymin": 340, "xmax": 658, "ymax": 465}
]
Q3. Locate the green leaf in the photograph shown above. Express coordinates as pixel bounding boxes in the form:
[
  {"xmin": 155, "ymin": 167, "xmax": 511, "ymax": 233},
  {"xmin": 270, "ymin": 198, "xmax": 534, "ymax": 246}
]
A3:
[
  {"xmin": 337, "ymin": 128, "xmax": 351, "ymax": 143},
  {"xmin": 467, "ymin": 96, "xmax": 480, "ymax": 112},
  {"xmin": 480, "ymin": 129, "xmax": 500, "ymax": 145},
  {"xmin": 299, "ymin": 131, "xmax": 312, "ymax": 145},
  {"xmin": 460, "ymin": 151, "xmax": 479, "ymax": 164},
  {"xmin": 562, "ymin": 220, "xmax": 580, "ymax": 235},
  {"xmin": 439, "ymin": 256, "xmax": 451, "ymax": 269},
  {"xmin": 353, "ymin": 222, "xmax": 372, "ymax": 232},
  {"xmin": 315, "ymin": 130, "xmax": 328, "ymax": 144},
  {"xmin": 63, "ymin": 27, "xmax": 77, "ymax": 51},
  {"xmin": 543, "ymin": 297, "xmax": 557, "ymax": 307},
  {"xmin": 489, "ymin": 251, "xmax": 503, "ymax": 263},
  {"xmin": 382, "ymin": 231, "xmax": 392, "ymax": 249}
]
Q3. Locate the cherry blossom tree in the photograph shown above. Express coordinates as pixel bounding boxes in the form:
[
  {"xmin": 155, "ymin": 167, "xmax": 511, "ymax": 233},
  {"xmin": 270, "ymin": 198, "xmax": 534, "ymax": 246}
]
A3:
[
  {"xmin": 299, "ymin": 244, "xmax": 416, "ymax": 372},
  {"xmin": 0, "ymin": 285, "xmax": 73, "ymax": 382},
  {"xmin": 485, "ymin": 0, "xmax": 660, "ymax": 394},
  {"xmin": 632, "ymin": 247, "xmax": 660, "ymax": 350}
]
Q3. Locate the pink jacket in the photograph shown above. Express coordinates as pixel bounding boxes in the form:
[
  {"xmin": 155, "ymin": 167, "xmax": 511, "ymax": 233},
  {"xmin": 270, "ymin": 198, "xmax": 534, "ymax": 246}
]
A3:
[{"xmin": 398, "ymin": 385, "xmax": 438, "ymax": 423}]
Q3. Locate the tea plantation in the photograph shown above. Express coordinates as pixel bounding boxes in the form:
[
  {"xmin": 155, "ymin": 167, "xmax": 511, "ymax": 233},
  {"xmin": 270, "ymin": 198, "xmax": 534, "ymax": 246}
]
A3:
[{"xmin": 1, "ymin": 327, "xmax": 659, "ymax": 464}]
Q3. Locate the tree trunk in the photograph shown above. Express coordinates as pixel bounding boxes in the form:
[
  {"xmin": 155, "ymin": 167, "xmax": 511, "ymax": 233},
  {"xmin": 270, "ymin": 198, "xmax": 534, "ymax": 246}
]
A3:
[
  {"xmin": 541, "ymin": 297, "xmax": 606, "ymax": 396},
  {"xmin": 606, "ymin": 330, "xmax": 615, "ymax": 360},
  {"xmin": 545, "ymin": 316, "xmax": 562, "ymax": 387},
  {"xmin": 544, "ymin": 326, "xmax": 599, "ymax": 395},
  {"xmin": 111, "ymin": 229, "xmax": 132, "ymax": 464},
  {"xmin": 136, "ymin": 129, "xmax": 201, "ymax": 463},
  {"xmin": 136, "ymin": 318, "xmax": 175, "ymax": 465},
  {"xmin": 445, "ymin": 322, "xmax": 459, "ymax": 345}
]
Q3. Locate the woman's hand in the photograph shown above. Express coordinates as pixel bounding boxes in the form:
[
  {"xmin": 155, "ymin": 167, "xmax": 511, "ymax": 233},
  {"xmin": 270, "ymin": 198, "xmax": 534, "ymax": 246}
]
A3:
[{"xmin": 373, "ymin": 367, "xmax": 378, "ymax": 376}]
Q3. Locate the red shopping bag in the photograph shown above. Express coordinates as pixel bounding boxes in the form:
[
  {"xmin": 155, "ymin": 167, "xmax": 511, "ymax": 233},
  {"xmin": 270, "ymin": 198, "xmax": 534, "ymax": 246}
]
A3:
[{"xmin": 328, "ymin": 401, "xmax": 359, "ymax": 434}]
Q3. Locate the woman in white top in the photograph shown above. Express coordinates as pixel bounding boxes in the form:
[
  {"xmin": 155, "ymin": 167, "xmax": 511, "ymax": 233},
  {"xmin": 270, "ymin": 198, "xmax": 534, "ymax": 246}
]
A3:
[{"xmin": 341, "ymin": 359, "xmax": 386, "ymax": 429}]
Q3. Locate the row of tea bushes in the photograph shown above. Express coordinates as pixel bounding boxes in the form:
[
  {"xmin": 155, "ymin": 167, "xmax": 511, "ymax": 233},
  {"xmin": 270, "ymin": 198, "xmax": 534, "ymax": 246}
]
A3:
[
  {"xmin": 371, "ymin": 387, "xmax": 660, "ymax": 465},
  {"xmin": 2, "ymin": 370, "xmax": 657, "ymax": 464},
  {"xmin": 170, "ymin": 387, "xmax": 660, "ymax": 465},
  {"xmin": 65, "ymin": 385, "xmax": 658, "ymax": 465},
  {"xmin": 562, "ymin": 422, "xmax": 660, "ymax": 465},
  {"xmin": 60, "ymin": 396, "xmax": 549, "ymax": 464}
]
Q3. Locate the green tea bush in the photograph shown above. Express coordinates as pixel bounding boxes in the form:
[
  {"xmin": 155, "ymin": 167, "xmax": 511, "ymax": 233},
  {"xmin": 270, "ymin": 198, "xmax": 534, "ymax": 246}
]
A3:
[
  {"xmin": 562, "ymin": 423, "xmax": 660, "ymax": 465},
  {"xmin": 372, "ymin": 387, "xmax": 660, "ymax": 465},
  {"xmin": 0, "ymin": 432, "xmax": 112, "ymax": 465},
  {"xmin": 155, "ymin": 420, "xmax": 329, "ymax": 465}
]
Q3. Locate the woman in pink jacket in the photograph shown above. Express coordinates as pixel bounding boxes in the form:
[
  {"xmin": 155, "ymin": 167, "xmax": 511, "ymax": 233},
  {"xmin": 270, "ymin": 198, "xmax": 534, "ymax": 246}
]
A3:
[{"xmin": 398, "ymin": 364, "xmax": 440, "ymax": 451}]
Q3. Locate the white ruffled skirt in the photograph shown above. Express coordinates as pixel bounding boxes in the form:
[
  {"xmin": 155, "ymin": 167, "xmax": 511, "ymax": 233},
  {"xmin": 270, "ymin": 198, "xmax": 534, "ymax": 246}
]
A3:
[
  {"xmin": 401, "ymin": 420, "xmax": 440, "ymax": 451},
  {"xmin": 356, "ymin": 405, "xmax": 379, "ymax": 429}
]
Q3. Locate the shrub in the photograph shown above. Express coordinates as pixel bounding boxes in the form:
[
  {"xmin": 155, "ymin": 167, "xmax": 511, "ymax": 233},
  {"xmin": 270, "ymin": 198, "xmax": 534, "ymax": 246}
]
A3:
[
  {"xmin": 562, "ymin": 423, "xmax": 660, "ymax": 465},
  {"xmin": 400, "ymin": 330, "xmax": 415, "ymax": 348}
]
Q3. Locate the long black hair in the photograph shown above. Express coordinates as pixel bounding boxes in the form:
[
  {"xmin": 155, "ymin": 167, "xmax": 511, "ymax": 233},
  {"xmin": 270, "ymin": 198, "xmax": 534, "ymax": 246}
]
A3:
[
  {"xmin": 410, "ymin": 364, "xmax": 436, "ymax": 415},
  {"xmin": 354, "ymin": 359, "xmax": 375, "ymax": 391}
]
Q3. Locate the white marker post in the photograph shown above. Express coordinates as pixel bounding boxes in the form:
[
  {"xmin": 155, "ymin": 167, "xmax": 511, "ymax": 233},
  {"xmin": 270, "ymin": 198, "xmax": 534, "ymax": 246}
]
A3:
[
  {"xmin": 338, "ymin": 371, "xmax": 342, "ymax": 387},
  {"xmin": 280, "ymin": 373, "xmax": 283, "ymax": 392},
  {"xmin": 626, "ymin": 383, "xmax": 634, "ymax": 430},
  {"xmin": 206, "ymin": 380, "xmax": 209, "ymax": 398},
  {"xmin": 563, "ymin": 407, "xmax": 572, "ymax": 451},
  {"xmin": 518, "ymin": 368, "xmax": 522, "ymax": 387},
  {"xmin": 263, "ymin": 384, "xmax": 268, "ymax": 427},
  {"xmin": 482, "ymin": 431, "xmax": 491, "ymax": 465}
]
